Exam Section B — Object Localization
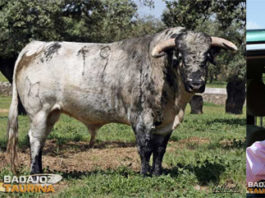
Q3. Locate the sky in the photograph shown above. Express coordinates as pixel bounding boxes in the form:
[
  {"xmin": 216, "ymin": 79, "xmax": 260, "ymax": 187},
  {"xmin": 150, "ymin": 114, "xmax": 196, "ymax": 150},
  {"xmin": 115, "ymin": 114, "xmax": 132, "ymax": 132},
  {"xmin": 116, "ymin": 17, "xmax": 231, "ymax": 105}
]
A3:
[
  {"xmin": 136, "ymin": 1, "xmax": 166, "ymax": 19},
  {"xmin": 247, "ymin": 0, "xmax": 265, "ymax": 29}
]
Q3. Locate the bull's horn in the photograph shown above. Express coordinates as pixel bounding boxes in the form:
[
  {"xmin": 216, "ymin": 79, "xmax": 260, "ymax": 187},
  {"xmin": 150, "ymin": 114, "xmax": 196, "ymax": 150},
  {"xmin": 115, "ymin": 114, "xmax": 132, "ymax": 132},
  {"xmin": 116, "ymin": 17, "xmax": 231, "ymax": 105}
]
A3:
[
  {"xmin": 151, "ymin": 39, "xmax": 176, "ymax": 57},
  {"xmin": 211, "ymin": 37, "xmax": 238, "ymax": 51}
]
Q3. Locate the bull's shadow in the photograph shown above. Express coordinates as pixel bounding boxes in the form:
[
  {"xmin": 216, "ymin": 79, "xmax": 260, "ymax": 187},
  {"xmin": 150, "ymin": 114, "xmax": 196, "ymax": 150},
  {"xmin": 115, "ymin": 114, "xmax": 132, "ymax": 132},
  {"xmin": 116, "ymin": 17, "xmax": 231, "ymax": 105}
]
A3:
[
  {"xmin": 205, "ymin": 118, "xmax": 245, "ymax": 126},
  {"xmin": 164, "ymin": 160, "xmax": 226, "ymax": 185},
  {"xmin": 48, "ymin": 159, "xmax": 225, "ymax": 185}
]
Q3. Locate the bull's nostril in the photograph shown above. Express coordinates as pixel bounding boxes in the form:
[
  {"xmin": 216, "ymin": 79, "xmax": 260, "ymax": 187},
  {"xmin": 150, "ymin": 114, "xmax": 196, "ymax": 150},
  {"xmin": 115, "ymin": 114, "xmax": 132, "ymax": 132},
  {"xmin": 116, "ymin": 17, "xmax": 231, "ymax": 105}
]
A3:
[{"xmin": 188, "ymin": 84, "xmax": 194, "ymax": 90}]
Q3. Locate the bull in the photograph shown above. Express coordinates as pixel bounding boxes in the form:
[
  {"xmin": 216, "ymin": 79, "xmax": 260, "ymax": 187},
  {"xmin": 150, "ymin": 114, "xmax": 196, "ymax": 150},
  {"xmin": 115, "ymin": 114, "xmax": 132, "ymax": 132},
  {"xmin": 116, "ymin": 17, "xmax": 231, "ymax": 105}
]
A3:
[{"xmin": 7, "ymin": 27, "xmax": 237, "ymax": 176}]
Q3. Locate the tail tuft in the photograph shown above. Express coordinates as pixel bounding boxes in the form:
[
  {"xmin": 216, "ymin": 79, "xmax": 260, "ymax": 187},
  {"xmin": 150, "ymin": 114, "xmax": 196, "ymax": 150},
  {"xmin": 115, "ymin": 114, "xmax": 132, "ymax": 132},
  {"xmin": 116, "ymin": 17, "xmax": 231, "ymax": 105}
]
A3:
[{"xmin": 6, "ymin": 129, "xmax": 18, "ymax": 173}]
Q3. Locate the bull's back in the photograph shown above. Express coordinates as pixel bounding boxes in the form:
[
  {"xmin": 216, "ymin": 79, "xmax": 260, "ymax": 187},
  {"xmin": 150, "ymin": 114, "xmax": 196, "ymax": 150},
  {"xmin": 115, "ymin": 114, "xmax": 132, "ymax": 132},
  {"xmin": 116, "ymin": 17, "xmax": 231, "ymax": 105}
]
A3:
[{"xmin": 15, "ymin": 41, "xmax": 141, "ymax": 125}]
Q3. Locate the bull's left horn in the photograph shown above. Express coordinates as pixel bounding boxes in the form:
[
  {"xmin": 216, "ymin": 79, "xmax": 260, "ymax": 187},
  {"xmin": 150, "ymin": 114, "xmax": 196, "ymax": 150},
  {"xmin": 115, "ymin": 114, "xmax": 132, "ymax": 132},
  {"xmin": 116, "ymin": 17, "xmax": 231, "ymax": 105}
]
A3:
[
  {"xmin": 151, "ymin": 39, "xmax": 176, "ymax": 57},
  {"xmin": 211, "ymin": 37, "xmax": 238, "ymax": 51}
]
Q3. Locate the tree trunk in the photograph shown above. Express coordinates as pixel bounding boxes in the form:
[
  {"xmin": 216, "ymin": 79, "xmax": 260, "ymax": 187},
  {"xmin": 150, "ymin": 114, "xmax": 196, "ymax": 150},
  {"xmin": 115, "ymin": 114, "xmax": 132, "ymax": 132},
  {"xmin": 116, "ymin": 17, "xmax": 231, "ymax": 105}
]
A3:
[
  {"xmin": 190, "ymin": 95, "xmax": 203, "ymax": 114},
  {"xmin": 0, "ymin": 57, "xmax": 27, "ymax": 115},
  {"xmin": 225, "ymin": 79, "xmax": 245, "ymax": 114}
]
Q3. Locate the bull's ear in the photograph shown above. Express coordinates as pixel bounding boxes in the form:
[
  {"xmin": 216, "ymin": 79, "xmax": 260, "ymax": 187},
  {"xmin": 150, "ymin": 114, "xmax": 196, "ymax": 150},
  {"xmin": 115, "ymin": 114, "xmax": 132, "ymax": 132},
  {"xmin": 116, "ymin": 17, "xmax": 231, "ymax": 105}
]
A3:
[{"xmin": 207, "ymin": 47, "xmax": 220, "ymax": 65}]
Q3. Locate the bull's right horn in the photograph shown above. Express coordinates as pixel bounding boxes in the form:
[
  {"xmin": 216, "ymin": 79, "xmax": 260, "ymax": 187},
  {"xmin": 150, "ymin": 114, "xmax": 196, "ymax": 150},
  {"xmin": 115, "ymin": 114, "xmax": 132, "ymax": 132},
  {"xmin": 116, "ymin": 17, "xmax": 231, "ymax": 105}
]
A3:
[
  {"xmin": 151, "ymin": 39, "xmax": 176, "ymax": 57},
  {"xmin": 211, "ymin": 37, "xmax": 238, "ymax": 51}
]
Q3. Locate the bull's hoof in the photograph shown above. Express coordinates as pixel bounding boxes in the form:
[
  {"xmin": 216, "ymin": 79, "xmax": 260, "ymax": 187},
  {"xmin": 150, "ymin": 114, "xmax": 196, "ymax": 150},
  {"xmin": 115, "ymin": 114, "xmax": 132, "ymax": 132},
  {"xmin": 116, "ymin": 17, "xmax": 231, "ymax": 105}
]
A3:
[
  {"xmin": 140, "ymin": 166, "xmax": 152, "ymax": 177},
  {"xmin": 30, "ymin": 170, "xmax": 43, "ymax": 175},
  {"xmin": 152, "ymin": 168, "xmax": 162, "ymax": 176},
  {"xmin": 30, "ymin": 166, "xmax": 43, "ymax": 175},
  {"xmin": 140, "ymin": 172, "xmax": 152, "ymax": 177}
]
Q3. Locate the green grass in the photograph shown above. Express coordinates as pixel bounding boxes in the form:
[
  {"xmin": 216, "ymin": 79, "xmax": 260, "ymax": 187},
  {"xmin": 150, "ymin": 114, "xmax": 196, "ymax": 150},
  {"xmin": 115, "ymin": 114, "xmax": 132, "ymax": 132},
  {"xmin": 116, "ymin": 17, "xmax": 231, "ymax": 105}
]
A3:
[
  {"xmin": 0, "ymin": 73, "xmax": 8, "ymax": 82},
  {"xmin": 0, "ymin": 96, "xmax": 11, "ymax": 109},
  {"xmin": 0, "ymin": 96, "xmax": 245, "ymax": 197}
]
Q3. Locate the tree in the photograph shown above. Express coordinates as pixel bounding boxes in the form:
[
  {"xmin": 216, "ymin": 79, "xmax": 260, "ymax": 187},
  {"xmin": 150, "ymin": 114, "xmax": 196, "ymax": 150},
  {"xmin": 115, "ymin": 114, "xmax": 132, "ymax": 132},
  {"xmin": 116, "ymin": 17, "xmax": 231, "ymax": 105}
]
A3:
[
  {"xmin": 162, "ymin": 0, "xmax": 246, "ymax": 114},
  {"xmin": 129, "ymin": 15, "xmax": 165, "ymax": 38},
  {"xmin": 0, "ymin": 0, "xmax": 139, "ymax": 58}
]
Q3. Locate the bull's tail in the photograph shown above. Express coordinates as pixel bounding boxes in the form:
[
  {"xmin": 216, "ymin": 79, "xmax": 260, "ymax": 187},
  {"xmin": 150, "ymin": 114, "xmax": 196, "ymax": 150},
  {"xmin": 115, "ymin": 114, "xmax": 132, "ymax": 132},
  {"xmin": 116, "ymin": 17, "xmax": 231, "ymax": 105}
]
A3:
[
  {"xmin": 6, "ymin": 78, "xmax": 19, "ymax": 173},
  {"xmin": 6, "ymin": 52, "xmax": 24, "ymax": 173}
]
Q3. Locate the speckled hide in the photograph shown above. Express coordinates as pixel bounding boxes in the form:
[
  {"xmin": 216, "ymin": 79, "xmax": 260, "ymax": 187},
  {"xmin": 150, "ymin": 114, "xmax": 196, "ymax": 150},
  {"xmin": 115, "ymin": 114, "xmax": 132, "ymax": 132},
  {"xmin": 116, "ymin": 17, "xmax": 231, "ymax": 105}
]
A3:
[{"xmin": 7, "ymin": 27, "xmax": 237, "ymax": 176}]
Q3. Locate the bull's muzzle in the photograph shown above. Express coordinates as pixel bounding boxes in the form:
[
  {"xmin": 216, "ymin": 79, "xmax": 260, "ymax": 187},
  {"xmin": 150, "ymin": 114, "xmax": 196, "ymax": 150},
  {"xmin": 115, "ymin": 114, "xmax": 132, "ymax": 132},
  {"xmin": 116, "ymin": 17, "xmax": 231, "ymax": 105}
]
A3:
[{"xmin": 185, "ymin": 79, "xmax": 205, "ymax": 93}]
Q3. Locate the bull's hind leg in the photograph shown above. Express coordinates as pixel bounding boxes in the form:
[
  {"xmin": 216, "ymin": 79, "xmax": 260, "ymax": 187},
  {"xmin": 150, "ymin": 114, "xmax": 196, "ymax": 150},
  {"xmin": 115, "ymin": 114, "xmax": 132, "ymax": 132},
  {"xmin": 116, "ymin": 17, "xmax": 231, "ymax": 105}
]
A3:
[
  {"xmin": 87, "ymin": 125, "xmax": 102, "ymax": 148},
  {"xmin": 151, "ymin": 132, "xmax": 172, "ymax": 176},
  {"xmin": 29, "ymin": 110, "xmax": 60, "ymax": 174}
]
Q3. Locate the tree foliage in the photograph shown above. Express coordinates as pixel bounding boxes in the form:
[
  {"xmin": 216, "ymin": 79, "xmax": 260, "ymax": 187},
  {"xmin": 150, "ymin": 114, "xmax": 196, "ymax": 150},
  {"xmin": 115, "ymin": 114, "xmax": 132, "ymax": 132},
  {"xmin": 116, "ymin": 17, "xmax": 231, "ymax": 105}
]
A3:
[
  {"xmin": 0, "ymin": 0, "xmax": 63, "ymax": 58},
  {"xmin": 0, "ymin": 0, "xmax": 161, "ymax": 60}
]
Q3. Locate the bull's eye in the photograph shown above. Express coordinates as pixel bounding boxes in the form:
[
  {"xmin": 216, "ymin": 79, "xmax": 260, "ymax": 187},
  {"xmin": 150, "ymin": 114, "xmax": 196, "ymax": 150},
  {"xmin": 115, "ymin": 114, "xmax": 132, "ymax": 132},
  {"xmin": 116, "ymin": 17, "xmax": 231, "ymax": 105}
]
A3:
[
  {"xmin": 206, "ymin": 53, "xmax": 216, "ymax": 65},
  {"xmin": 178, "ymin": 53, "xmax": 182, "ymax": 59}
]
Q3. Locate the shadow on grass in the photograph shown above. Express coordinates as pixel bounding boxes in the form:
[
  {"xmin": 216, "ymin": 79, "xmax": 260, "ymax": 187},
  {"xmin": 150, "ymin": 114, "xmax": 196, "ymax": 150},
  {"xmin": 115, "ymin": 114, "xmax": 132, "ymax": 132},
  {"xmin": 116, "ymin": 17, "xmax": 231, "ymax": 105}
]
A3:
[
  {"xmin": 165, "ymin": 160, "xmax": 226, "ymax": 185},
  {"xmin": 206, "ymin": 118, "xmax": 245, "ymax": 126},
  {"xmin": 48, "ymin": 159, "xmax": 225, "ymax": 186},
  {"xmin": 51, "ymin": 167, "xmax": 138, "ymax": 180}
]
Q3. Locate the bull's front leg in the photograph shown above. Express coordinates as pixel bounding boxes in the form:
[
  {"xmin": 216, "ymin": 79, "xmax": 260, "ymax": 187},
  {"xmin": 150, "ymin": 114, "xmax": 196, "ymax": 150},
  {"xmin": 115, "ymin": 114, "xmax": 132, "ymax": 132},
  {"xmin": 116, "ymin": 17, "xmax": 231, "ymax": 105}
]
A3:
[
  {"xmin": 136, "ymin": 132, "xmax": 153, "ymax": 176},
  {"xmin": 133, "ymin": 122, "xmax": 153, "ymax": 176},
  {"xmin": 151, "ymin": 132, "xmax": 172, "ymax": 176}
]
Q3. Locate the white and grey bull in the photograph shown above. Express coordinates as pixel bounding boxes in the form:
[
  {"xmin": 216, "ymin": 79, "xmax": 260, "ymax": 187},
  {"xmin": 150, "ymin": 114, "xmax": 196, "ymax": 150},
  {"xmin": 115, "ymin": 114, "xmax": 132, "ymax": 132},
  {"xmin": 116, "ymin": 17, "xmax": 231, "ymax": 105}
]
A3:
[{"xmin": 7, "ymin": 27, "xmax": 237, "ymax": 176}]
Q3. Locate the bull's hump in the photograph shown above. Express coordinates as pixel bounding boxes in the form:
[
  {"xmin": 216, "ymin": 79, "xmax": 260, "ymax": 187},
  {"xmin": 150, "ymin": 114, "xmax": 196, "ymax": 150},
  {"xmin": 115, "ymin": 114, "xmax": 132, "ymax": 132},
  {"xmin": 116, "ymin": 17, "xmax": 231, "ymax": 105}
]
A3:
[{"xmin": 24, "ymin": 41, "xmax": 46, "ymax": 56}]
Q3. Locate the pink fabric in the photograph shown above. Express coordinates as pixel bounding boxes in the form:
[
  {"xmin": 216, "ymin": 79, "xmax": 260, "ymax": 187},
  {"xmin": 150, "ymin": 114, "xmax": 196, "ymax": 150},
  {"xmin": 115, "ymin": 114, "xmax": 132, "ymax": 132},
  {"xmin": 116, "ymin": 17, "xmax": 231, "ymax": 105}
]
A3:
[{"xmin": 247, "ymin": 140, "xmax": 265, "ymax": 183}]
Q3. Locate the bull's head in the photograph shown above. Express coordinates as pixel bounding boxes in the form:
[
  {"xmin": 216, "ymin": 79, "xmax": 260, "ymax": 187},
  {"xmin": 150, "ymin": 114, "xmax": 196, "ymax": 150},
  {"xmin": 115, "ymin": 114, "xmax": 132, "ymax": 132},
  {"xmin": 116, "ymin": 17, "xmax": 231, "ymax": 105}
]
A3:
[{"xmin": 151, "ymin": 31, "xmax": 238, "ymax": 93}]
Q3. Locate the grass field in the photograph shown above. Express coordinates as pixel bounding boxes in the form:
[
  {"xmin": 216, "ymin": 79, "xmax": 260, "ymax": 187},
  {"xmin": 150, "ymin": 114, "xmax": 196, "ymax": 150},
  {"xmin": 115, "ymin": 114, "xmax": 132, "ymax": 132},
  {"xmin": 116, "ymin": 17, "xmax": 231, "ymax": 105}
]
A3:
[{"xmin": 0, "ymin": 96, "xmax": 245, "ymax": 197}]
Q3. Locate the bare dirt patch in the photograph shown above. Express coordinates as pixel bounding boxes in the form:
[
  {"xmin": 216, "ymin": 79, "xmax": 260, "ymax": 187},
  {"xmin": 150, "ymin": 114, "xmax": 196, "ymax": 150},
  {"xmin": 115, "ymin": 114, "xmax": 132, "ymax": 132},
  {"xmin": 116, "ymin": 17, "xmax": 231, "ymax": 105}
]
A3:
[
  {"xmin": 0, "ymin": 108, "xmax": 8, "ymax": 113},
  {"xmin": 0, "ymin": 140, "xmax": 141, "ymax": 173},
  {"xmin": 0, "ymin": 140, "xmax": 141, "ymax": 195},
  {"xmin": 0, "ymin": 138, "xmax": 215, "ymax": 195},
  {"xmin": 0, "ymin": 137, "xmax": 209, "ymax": 174},
  {"xmin": 167, "ymin": 137, "xmax": 210, "ymax": 151},
  {"xmin": 178, "ymin": 137, "xmax": 210, "ymax": 144}
]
